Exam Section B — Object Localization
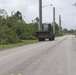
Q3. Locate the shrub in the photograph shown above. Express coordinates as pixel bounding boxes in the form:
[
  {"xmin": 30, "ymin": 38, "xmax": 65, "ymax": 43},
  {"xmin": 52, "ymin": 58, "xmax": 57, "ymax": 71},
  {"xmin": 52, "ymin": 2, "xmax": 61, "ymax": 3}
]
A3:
[
  {"xmin": 0, "ymin": 26, "xmax": 20, "ymax": 44},
  {"xmin": 55, "ymin": 33, "xmax": 63, "ymax": 36}
]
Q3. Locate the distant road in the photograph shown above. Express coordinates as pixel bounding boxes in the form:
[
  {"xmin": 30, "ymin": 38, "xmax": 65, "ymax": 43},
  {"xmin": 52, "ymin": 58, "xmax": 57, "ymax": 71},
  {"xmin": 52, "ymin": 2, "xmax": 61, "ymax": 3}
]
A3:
[{"xmin": 0, "ymin": 35, "xmax": 76, "ymax": 75}]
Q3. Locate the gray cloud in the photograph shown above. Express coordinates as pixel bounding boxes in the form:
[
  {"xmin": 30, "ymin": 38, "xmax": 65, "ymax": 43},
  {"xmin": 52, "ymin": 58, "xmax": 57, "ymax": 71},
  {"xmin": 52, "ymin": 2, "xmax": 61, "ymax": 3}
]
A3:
[{"xmin": 0, "ymin": 0, "xmax": 76, "ymax": 29}]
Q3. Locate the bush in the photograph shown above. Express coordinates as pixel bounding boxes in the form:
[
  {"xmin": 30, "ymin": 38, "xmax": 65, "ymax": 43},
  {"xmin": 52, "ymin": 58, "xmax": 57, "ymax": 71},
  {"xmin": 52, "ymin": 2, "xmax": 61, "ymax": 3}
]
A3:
[
  {"xmin": 20, "ymin": 33, "xmax": 37, "ymax": 40},
  {"xmin": 55, "ymin": 33, "xmax": 63, "ymax": 36},
  {"xmin": 0, "ymin": 26, "xmax": 20, "ymax": 44},
  {"xmin": 0, "ymin": 38, "xmax": 8, "ymax": 44},
  {"xmin": 7, "ymin": 31, "xmax": 20, "ymax": 44}
]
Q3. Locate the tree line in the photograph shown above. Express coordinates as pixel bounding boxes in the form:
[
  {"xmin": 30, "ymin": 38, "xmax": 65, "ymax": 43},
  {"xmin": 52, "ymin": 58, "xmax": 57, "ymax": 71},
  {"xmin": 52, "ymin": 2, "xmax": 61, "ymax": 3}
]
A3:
[
  {"xmin": 0, "ymin": 9, "xmax": 39, "ymax": 44},
  {"xmin": 0, "ymin": 9, "xmax": 62, "ymax": 44}
]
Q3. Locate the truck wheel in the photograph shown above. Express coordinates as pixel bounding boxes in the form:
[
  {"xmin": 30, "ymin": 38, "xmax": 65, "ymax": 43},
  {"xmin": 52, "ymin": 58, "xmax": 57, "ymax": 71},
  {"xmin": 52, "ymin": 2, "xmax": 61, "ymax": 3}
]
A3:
[
  {"xmin": 52, "ymin": 36, "xmax": 55, "ymax": 40},
  {"xmin": 52, "ymin": 37, "xmax": 55, "ymax": 40},
  {"xmin": 49, "ymin": 38, "xmax": 51, "ymax": 41},
  {"xmin": 39, "ymin": 39, "xmax": 42, "ymax": 41}
]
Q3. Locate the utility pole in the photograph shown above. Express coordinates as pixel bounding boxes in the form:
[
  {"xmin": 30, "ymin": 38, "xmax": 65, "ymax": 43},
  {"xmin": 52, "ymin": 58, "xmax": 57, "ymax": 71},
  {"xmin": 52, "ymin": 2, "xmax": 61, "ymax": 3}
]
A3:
[
  {"xmin": 59, "ymin": 15, "xmax": 61, "ymax": 33},
  {"xmin": 39, "ymin": 0, "xmax": 42, "ymax": 31},
  {"xmin": 75, "ymin": 26, "xmax": 76, "ymax": 38},
  {"xmin": 53, "ymin": 7, "xmax": 55, "ymax": 35}
]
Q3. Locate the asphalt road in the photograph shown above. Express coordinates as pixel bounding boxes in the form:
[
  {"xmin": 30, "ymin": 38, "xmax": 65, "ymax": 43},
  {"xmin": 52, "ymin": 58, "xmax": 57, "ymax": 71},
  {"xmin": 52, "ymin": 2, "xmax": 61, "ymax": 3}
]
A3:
[{"xmin": 0, "ymin": 35, "xmax": 76, "ymax": 75}]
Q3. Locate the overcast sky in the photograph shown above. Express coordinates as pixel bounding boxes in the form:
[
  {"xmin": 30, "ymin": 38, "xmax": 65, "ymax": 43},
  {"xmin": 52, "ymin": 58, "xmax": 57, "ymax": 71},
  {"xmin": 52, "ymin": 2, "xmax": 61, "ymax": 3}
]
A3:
[{"xmin": 0, "ymin": 0, "xmax": 76, "ymax": 30}]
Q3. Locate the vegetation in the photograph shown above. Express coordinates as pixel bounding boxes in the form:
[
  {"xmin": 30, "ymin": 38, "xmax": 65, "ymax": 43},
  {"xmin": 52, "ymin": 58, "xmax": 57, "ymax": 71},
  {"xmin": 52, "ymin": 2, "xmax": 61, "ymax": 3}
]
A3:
[
  {"xmin": 62, "ymin": 28, "xmax": 75, "ymax": 35},
  {"xmin": 0, "ymin": 9, "xmax": 68, "ymax": 46},
  {"xmin": 0, "ymin": 9, "xmax": 39, "ymax": 44},
  {"xmin": 51, "ymin": 22, "xmax": 63, "ymax": 36},
  {"xmin": 0, "ymin": 40, "xmax": 38, "ymax": 51}
]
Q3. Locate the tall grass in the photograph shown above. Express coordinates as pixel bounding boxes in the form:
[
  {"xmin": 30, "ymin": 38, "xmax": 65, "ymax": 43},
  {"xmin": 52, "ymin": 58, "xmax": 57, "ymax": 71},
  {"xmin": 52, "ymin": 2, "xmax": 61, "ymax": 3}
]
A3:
[{"xmin": 0, "ymin": 40, "xmax": 38, "ymax": 51}]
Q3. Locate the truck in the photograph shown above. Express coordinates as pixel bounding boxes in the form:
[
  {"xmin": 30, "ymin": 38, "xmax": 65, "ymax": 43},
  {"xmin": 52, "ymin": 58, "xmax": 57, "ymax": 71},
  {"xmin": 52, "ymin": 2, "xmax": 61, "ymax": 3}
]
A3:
[{"xmin": 36, "ymin": 23, "xmax": 55, "ymax": 41}]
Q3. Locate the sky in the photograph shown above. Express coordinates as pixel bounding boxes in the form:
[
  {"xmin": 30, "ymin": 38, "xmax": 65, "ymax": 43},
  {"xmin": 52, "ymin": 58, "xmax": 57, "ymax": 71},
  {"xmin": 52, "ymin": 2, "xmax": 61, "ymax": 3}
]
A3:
[{"xmin": 0, "ymin": 0, "xmax": 76, "ymax": 30}]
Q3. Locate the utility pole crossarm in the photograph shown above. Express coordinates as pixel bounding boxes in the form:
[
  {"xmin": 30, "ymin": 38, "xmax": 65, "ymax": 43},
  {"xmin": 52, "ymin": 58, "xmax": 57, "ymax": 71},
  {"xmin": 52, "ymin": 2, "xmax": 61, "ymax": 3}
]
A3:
[{"xmin": 42, "ymin": 4, "xmax": 53, "ymax": 8}]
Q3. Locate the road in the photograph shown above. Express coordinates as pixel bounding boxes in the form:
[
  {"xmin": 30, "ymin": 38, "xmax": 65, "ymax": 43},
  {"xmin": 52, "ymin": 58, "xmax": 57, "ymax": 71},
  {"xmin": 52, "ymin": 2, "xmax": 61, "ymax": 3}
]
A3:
[{"xmin": 0, "ymin": 35, "xmax": 76, "ymax": 75}]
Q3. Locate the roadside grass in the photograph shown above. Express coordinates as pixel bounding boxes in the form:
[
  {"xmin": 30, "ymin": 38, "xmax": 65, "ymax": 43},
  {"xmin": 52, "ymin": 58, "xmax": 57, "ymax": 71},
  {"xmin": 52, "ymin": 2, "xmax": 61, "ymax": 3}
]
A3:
[
  {"xmin": 0, "ymin": 40, "xmax": 38, "ymax": 51},
  {"xmin": 55, "ymin": 33, "xmax": 63, "ymax": 37}
]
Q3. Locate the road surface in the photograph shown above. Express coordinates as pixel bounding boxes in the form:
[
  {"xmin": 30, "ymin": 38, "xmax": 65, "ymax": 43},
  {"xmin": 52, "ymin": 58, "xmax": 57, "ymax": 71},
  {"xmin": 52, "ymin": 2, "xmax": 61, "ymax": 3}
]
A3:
[{"xmin": 0, "ymin": 35, "xmax": 76, "ymax": 75}]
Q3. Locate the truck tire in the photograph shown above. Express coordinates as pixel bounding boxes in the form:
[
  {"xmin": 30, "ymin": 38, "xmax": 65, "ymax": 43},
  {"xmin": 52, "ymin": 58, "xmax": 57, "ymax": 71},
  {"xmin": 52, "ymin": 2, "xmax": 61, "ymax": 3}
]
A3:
[
  {"xmin": 52, "ymin": 36, "xmax": 55, "ymax": 40},
  {"xmin": 52, "ymin": 37, "xmax": 55, "ymax": 40},
  {"xmin": 49, "ymin": 38, "xmax": 52, "ymax": 41},
  {"xmin": 39, "ymin": 38, "xmax": 42, "ymax": 41}
]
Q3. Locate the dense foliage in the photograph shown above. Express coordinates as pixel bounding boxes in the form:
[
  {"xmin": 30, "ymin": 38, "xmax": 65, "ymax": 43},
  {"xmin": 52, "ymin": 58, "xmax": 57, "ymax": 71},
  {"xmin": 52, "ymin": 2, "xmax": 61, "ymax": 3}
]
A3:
[
  {"xmin": 0, "ymin": 9, "xmax": 38, "ymax": 44},
  {"xmin": 63, "ymin": 28, "xmax": 75, "ymax": 35},
  {"xmin": 0, "ymin": 9, "xmax": 64, "ymax": 44}
]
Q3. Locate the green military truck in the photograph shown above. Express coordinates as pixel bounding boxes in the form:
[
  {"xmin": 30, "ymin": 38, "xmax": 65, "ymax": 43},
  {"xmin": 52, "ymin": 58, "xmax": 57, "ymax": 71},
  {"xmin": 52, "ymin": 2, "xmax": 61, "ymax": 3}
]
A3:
[{"xmin": 36, "ymin": 23, "xmax": 55, "ymax": 41}]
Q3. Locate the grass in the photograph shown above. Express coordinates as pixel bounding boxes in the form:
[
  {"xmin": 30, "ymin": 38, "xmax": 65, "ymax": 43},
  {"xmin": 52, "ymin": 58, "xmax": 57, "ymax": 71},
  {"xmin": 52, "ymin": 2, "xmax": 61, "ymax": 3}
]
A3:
[{"xmin": 0, "ymin": 40, "xmax": 38, "ymax": 51}]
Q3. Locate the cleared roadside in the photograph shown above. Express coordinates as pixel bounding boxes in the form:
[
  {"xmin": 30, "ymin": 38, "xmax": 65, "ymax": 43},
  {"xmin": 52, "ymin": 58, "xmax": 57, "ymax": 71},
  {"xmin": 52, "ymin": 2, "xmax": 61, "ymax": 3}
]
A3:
[{"xmin": 0, "ymin": 35, "xmax": 71, "ymax": 75}]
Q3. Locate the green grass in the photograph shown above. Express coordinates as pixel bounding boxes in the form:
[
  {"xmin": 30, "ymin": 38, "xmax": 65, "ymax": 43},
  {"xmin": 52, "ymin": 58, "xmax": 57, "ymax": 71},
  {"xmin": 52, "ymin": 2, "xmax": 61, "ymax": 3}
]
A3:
[{"xmin": 0, "ymin": 40, "xmax": 38, "ymax": 51}]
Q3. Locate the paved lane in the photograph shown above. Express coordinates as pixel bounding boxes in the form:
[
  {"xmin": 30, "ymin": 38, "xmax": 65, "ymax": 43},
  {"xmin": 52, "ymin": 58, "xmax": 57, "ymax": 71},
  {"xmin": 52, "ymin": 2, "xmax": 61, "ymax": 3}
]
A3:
[{"xmin": 0, "ymin": 35, "xmax": 76, "ymax": 75}]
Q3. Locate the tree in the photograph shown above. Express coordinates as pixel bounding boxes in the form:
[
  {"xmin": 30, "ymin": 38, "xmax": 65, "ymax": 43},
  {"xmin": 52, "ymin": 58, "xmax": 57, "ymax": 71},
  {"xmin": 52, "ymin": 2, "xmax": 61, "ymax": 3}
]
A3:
[
  {"xmin": 14, "ymin": 11, "xmax": 22, "ymax": 21},
  {"xmin": 52, "ymin": 22, "xmax": 59, "ymax": 35},
  {"xmin": 34, "ymin": 17, "xmax": 39, "ymax": 23},
  {"xmin": 0, "ymin": 9, "xmax": 7, "ymax": 18},
  {"xmin": 63, "ymin": 28, "xmax": 68, "ymax": 33},
  {"xmin": 55, "ymin": 23, "xmax": 59, "ymax": 35},
  {"xmin": 0, "ymin": 9, "xmax": 39, "ymax": 44}
]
